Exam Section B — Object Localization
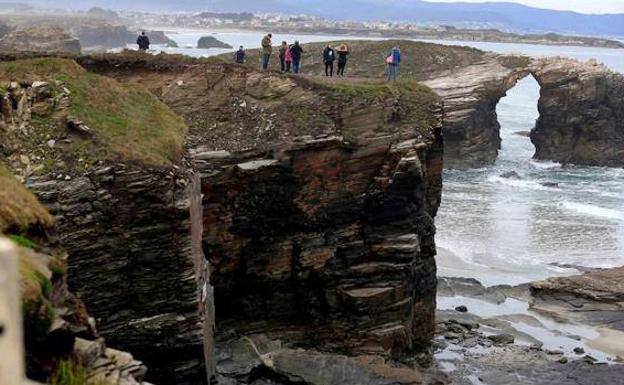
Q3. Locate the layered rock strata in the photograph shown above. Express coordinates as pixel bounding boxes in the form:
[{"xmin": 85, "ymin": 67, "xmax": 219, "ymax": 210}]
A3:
[
  {"xmin": 531, "ymin": 58, "xmax": 624, "ymax": 167},
  {"xmin": 27, "ymin": 169, "xmax": 210, "ymax": 385},
  {"xmin": 184, "ymin": 66, "xmax": 443, "ymax": 362},
  {"xmin": 530, "ymin": 267, "xmax": 624, "ymax": 331},
  {"xmin": 88, "ymin": 58, "xmax": 443, "ymax": 369},
  {"xmin": 422, "ymin": 55, "xmax": 530, "ymax": 169}
]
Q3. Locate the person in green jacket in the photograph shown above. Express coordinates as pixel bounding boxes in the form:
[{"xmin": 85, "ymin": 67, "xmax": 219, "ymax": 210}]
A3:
[{"xmin": 261, "ymin": 33, "xmax": 273, "ymax": 70}]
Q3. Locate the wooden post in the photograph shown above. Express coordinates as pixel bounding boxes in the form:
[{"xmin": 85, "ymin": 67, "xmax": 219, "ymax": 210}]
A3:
[{"xmin": 0, "ymin": 238, "xmax": 25, "ymax": 384}]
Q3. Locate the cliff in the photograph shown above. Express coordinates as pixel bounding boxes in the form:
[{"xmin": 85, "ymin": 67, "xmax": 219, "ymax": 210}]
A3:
[
  {"xmin": 0, "ymin": 57, "xmax": 210, "ymax": 384},
  {"xmin": 531, "ymin": 58, "xmax": 624, "ymax": 167},
  {"xmin": 0, "ymin": 166, "xmax": 150, "ymax": 385},
  {"xmin": 88, "ymin": 57, "xmax": 444, "ymax": 382},
  {"xmin": 231, "ymin": 40, "xmax": 624, "ymax": 169},
  {"xmin": 0, "ymin": 27, "xmax": 80, "ymax": 54}
]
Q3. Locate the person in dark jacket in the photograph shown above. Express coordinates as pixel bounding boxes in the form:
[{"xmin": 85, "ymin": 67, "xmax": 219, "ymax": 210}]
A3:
[
  {"xmin": 336, "ymin": 44, "xmax": 349, "ymax": 76},
  {"xmin": 290, "ymin": 41, "xmax": 304, "ymax": 74},
  {"xmin": 137, "ymin": 32, "xmax": 150, "ymax": 51},
  {"xmin": 234, "ymin": 45, "xmax": 246, "ymax": 64},
  {"xmin": 323, "ymin": 44, "xmax": 336, "ymax": 77}
]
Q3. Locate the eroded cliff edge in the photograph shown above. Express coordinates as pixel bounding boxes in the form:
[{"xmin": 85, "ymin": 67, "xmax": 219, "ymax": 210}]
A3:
[
  {"xmin": 235, "ymin": 40, "xmax": 624, "ymax": 169},
  {"xmin": 97, "ymin": 59, "xmax": 444, "ymax": 382},
  {"xmin": 2, "ymin": 53, "xmax": 444, "ymax": 384},
  {"xmin": 0, "ymin": 58, "xmax": 210, "ymax": 384}
]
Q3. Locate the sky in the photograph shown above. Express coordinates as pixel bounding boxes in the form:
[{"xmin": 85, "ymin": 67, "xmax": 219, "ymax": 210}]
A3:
[{"xmin": 426, "ymin": 0, "xmax": 624, "ymax": 14}]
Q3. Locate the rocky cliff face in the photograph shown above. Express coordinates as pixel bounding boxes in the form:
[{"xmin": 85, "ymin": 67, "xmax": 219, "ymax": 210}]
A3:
[
  {"xmin": 86, "ymin": 58, "xmax": 443, "ymax": 382},
  {"xmin": 189, "ymin": 66, "xmax": 443, "ymax": 382},
  {"xmin": 531, "ymin": 58, "xmax": 624, "ymax": 167},
  {"xmin": 27, "ymin": 168, "xmax": 209, "ymax": 385},
  {"xmin": 422, "ymin": 55, "xmax": 530, "ymax": 169},
  {"xmin": 0, "ymin": 58, "xmax": 210, "ymax": 385},
  {"xmin": 0, "ymin": 27, "xmax": 80, "ymax": 54}
]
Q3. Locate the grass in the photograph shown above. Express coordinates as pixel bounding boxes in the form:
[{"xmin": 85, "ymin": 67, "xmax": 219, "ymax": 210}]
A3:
[
  {"xmin": 48, "ymin": 359, "xmax": 111, "ymax": 385},
  {"xmin": 317, "ymin": 78, "xmax": 441, "ymax": 142},
  {"xmin": 0, "ymin": 57, "xmax": 188, "ymax": 166},
  {"xmin": 220, "ymin": 39, "xmax": 486, "ymax": 80},
  {"xmin": 497, "ymin": 54, "xmax": 532, "ymax": 70},
  {"xmin": 0, "ymin": 165, "xmax": 53, "ymax": 233},
  {"xmin": 8, "ymin": 234, "xmax": 37, "ymax": 248},
  {"xmin": 19, "ymin": 248, "xmax": 55, "ymax": 344}
]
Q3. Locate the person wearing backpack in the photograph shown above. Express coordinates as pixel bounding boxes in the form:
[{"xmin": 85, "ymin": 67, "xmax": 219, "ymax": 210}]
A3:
[
  {"xmin": 234, "ymin": 46, "xmax": 246, "ymax": 64},
  {"xmin": 323, "ymin": 44, "xmax": 336, "ymax": 77},
  {"xmin": 387, "ymin": 46, "xmax": 401, "ymax": 82}
]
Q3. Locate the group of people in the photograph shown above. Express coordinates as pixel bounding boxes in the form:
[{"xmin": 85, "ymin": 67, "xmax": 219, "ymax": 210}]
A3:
[
  {"xmin": 321, "ymin": 44, "xmax": 350, "ymax": 77},
  {"xmin": 233, "ymin": 33, "xmax": 402, "ymax": 82}
]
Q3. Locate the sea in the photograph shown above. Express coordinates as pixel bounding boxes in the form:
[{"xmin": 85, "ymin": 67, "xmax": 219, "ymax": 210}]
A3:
[{"xmin": 148, "ymin": 29, "xmax": 624, "ymax": 287}]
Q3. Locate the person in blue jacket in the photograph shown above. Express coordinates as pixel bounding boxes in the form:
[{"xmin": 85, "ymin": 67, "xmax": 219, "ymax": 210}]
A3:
[{"xmin": 386, "ymin": 46, "xmax": 401, "ymax": 82}]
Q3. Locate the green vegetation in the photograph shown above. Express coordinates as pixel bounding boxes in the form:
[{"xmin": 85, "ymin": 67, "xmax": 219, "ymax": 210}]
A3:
[
  {"xmin": 317, "ymin": 78, "xmax": 440, "ymax": 142},
  {"xmin": 497, "ymin": 54, "xmax": 532, "ymax": 70},
  {"xmin": 19, "ymin": 249, "xmax": 55, "ymax": 343},
  {"xmin": 221, "ymin": 39, "xmax": 485, "ymax": 80},
  {"xmin": 0, "ymin": 165, "xmax": 53, "ymax": 233},
  {"xmin": 8, "ymin": 234, "xmax": 36, "ymax": 248},
  {"xmin": 48, "ymin": 359, "xmax": 110, "ymax": 385},
  {"xmin": 0, "ymin": 57, "xmax": 188, "ymax": 166}
]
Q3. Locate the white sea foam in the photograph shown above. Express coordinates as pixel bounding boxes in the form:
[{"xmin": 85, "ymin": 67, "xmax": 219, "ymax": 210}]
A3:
[
  {"xmin": 529, "ymin": 160, "xmax": 562, "ymax": 170},
  {"xmin": 487, "ymin": 175, "xmax": 549, "ymax": 190},
  {"xmin": 562, "ymin": 202, "xmax": 624, "ymax": 221}
]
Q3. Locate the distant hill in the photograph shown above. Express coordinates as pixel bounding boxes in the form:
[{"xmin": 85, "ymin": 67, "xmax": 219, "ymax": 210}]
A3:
[{"xmin": 11, "ymin": 0, "xmax": 624, "ymax": 37}]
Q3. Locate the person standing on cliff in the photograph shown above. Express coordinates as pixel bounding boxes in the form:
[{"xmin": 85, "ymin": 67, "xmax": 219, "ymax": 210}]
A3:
[
  {"xmin": 234, "ymin": 45, "xmax": 246, "ymax": 64},
  {"xmin": 279, "ymin": 41, "xmax": 289, "ymax": 72},
  {"xmin": 290, "ymin": 41, "xmax": 304, "ymax": 74},
  {"xmin": 261, "ymin": 33, "xmax": 273, "ymax": 70},
  {"xmin": 337, "ymin": 44, "xmax": 350, "ymax": 76},
  {"xmin": 386, "ymin": 46, "xmax": 401, "ymax": 82},
  {"xmin": 137, "ymin": 31, "xmax": 150, "ymax": 51},
  {"xmin": 323, "ymin": 44, "xmax": 336, "ymax": 77}
]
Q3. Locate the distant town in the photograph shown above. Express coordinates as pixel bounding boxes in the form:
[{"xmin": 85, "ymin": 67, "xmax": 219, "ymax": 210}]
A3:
[{"xmin": 0, "ymin": 5, "xmax": 623, "ymax": 49}]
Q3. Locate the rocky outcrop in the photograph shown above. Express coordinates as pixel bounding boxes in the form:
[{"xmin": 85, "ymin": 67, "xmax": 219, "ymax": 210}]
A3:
[
  {"xmin": 422, "ymin": 55, "xmax": 530, "ymax": 169},
  {"xmin": 0, "ymin": 27, "xmax": 80, "ymax": 53},
  {"xmin": 531, "ymin": 58, "xmax": 624, "ymax": 167},
  {"xmin": 71, "ymin": 25, "xmax": 178, "ymax": 51},
  {"xmin": 424, "ymin": 54, "xmax": 624, "ymax": 169},
  {"xmin": 87, "ymin": 58, "xmax": 443, "ymax": 376},
  {"xmin": 27, "ymin": 169, "xmax": 210, "ymax": 385},
  {"xmin": 197, "ymin": 36, "xmax": 232, "ymax": 49},
  {"xmin": 530, "ymin": 267, "xmax": 624, "ymax": 331},
  {"xmin": 183, "ymin": 66, "xmax": 443, "ymax": 364},
  {"xmin": 215, "ymin": 335, "xmax": 422, "ymax": 385}
]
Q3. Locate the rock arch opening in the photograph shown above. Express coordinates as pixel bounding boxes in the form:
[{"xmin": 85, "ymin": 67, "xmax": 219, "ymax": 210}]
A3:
[{"xmin": 495, "ymin": 73, "xmax": 541, "ymax": 167}]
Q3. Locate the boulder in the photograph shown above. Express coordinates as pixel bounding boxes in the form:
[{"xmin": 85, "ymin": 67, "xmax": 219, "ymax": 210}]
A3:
[
  {"xmin": 530, "ymin": 266, "xmax": 624, "ymax": 331},
  {"xmin": 198, "ymin": 36, "xmax": 233, "ymax": 49}
]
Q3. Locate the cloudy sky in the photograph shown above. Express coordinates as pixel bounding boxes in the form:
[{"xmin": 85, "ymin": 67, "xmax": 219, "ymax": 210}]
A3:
[{"xmin": 426, "ymin": 0, "xmax": 624, "ymax": 14}]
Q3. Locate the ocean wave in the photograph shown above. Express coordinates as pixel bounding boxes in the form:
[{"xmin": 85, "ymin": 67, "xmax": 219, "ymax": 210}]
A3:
[
  {"xmin": 561, "ymin": 202, "xmax": 624, "ymax": 221},
  {"xmin": 487, "ymin": 175, "xmax": 549, "ymax": 190},
  {"xmin": 529, "ymin": 160, "xmax": 562, "ymax": 170}
]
